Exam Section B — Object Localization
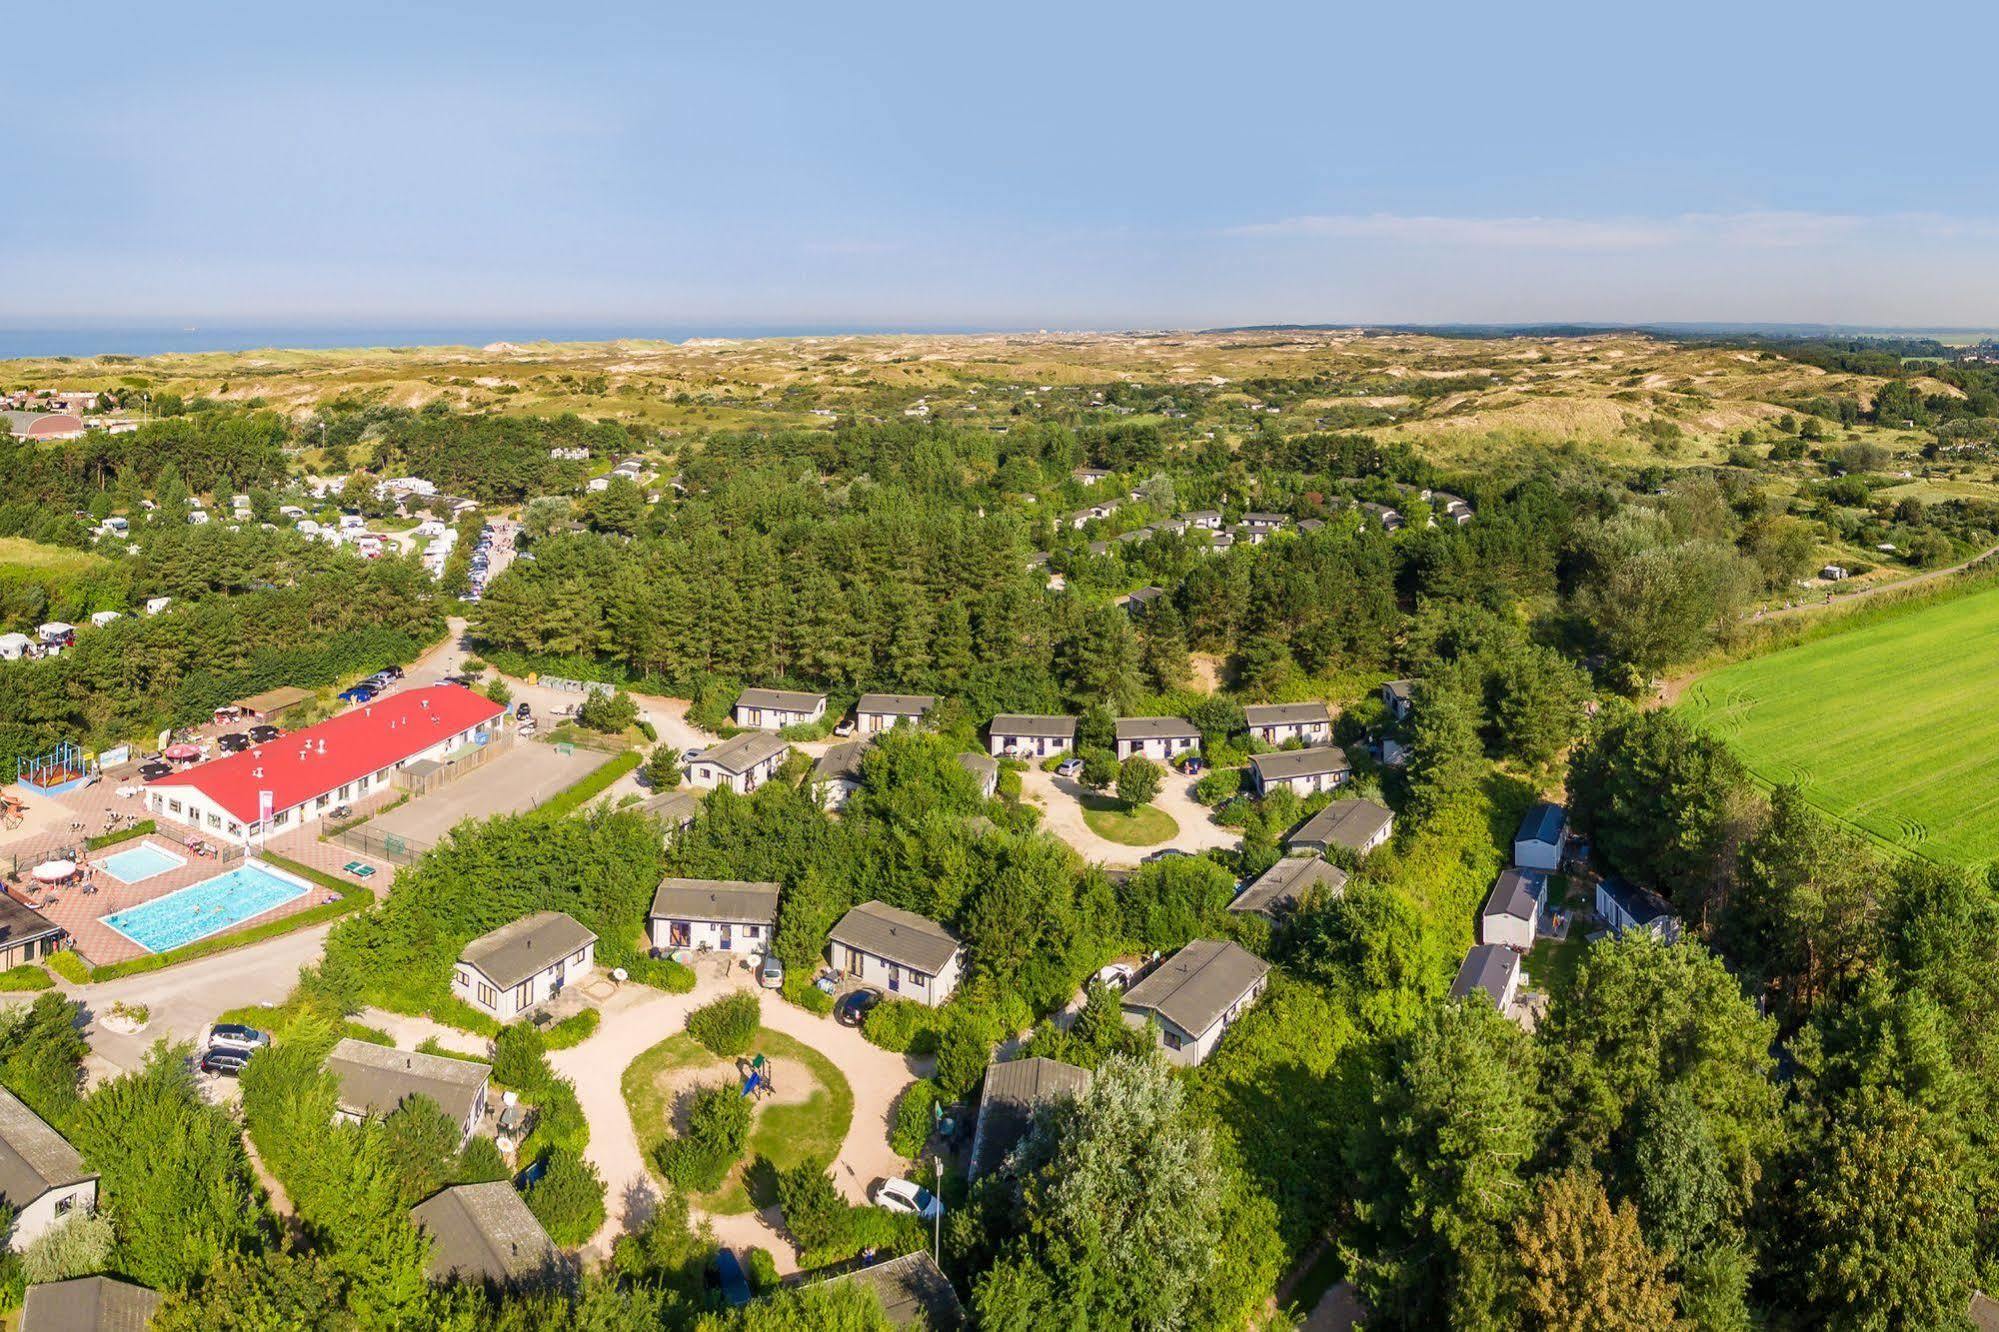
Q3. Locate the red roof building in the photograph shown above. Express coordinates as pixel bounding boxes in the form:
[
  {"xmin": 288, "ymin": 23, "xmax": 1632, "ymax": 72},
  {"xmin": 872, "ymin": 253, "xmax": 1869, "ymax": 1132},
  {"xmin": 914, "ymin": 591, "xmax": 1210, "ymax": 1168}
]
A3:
[{"xmin": 145, "ymin": 685, "xmax": 504, "ymax": 841}]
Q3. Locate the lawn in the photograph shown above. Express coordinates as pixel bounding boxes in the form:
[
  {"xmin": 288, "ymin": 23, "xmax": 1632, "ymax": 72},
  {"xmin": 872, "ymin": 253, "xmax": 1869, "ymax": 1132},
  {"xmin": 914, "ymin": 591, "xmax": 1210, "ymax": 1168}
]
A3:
[
  {"xmin": 1679, "ymin": 581, "xmax": 1999, "ymax": 865},
  {"xmin": 0, "ymin": 536, "xmax": 107, "ymax": 576},
  {"xmin": 1079, "ymin": 792, "xmax": 1179, "ymax": 846},
  {"xmin": 622, "ymin": 1026, "xmax": 853, "ymax": 1216}
]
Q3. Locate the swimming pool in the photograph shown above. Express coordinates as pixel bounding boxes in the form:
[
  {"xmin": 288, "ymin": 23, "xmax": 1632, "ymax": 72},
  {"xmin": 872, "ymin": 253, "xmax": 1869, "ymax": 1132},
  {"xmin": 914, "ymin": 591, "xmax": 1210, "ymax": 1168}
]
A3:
[
  {"xmin": 100, "ymin": 860, "xmax": 312, "ymax": 953},
  {"xmin": 98, "ymin": 842, "xmax": 186, "ymax": 885}
]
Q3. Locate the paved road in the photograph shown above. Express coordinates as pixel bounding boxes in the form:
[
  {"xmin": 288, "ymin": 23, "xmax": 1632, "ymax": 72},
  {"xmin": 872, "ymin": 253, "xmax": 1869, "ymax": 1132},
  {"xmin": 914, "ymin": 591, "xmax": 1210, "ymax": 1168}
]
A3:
[
  {"xmin": 1017, "ymin": 767, "xmax": 1240, "ymax": 866},
  {"xmin": 546, "ymin": 958, "xmax": 923, "ymax": 1273}
]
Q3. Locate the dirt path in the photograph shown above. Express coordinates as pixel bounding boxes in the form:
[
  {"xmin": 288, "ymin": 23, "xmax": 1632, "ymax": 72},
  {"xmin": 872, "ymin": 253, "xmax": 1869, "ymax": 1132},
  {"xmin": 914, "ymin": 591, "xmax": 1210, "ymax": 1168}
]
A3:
[{"xmin": 545, "ymin": 959, "xmax": 923, "ymax": 1272}]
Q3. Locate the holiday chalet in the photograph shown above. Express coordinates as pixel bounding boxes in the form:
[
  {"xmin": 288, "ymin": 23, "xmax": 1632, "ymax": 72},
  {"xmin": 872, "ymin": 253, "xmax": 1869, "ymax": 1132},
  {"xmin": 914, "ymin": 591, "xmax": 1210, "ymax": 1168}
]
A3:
[{"xmin": 145, "ymin": 685, "xmax": 506, "ymax": 844}]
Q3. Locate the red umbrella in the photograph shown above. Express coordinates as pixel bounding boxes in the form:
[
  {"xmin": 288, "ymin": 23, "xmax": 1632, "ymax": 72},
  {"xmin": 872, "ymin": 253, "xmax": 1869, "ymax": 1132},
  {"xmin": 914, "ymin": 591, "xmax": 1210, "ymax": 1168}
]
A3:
[{"xmin": 164, "ymin": 743, "xmax": 200, "ymax": 762}]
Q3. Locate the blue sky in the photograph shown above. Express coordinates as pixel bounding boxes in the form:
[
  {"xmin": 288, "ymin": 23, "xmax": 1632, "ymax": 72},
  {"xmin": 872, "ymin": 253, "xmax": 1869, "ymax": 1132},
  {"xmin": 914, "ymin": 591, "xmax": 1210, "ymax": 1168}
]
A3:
[{"xmin": 7, "ymin": 0, "xmax": 1999, "ymax": 330}]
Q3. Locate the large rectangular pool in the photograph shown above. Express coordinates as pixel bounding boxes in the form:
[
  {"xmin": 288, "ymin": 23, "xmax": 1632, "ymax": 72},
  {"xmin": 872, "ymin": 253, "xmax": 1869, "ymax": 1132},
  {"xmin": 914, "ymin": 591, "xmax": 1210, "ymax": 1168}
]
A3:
[
  {"xmin": 101, "ymin": 860, "xmax": 312, "ymax": 953},
  {"xmin": 98, "ymin": 842, "xmax": 186, "ymax": 885}
]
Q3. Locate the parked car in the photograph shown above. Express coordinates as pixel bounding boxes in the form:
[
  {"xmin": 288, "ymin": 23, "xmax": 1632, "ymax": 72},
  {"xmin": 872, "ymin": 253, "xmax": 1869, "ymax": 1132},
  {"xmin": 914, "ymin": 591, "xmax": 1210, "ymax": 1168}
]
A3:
[
  {"xmin": 1095, "ymin": 961, "xmax": 1137, "ymax": 991},
  {"xmin": 338, "ymin": 685, "xmax": 376, "ymax": 703},
  {"xmin": 832, "ymin": 720, "xmax": 856, "ymax": 737},
  {"xmin": 706, "ymin": 1250, "xmax": 752, "ymax": 1309},
  {"xmin": 515, "ymin": 702, "xmax": 532, "ymax": 719},
  {"xmin": 205, "ymin": 1022, "xmax": 271, "ymax": 1052},
  {"xmin": 379, "ymin": 665, "xmax": 404, "ymax": 679},
  {"xmin": 758, "ymin": 954, "xmax": 784, "ymax": 989},
  {"xmin": 1056, "ymin": 757, "xmax": 1085, "ymax": 778},
  {"xmin": 836, "ymin": 988, "xmax": 883, "ymax": 1027},
  {"xmin": 872, "ymin": 1177, "xmax": 943, "ymax": 1221},
  {"xmin": 199, "ymin": 1048, "xmax": 254, "ymax": 1077},
  {"xmin": 1177, "ymin": 755, "xmax": 1205, "ymax": 775}
]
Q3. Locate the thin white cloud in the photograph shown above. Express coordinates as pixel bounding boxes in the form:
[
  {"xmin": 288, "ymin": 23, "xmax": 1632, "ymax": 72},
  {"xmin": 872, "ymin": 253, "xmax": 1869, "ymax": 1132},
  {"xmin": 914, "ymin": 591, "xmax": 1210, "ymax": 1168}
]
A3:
[{"xmin": 1226, "ymin": 209, "xmax": 1897, "ymax": 250}]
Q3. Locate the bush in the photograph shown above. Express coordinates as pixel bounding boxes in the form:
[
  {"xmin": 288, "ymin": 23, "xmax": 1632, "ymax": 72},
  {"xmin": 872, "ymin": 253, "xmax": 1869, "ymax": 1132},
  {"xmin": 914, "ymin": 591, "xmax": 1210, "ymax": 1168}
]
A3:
[
  {"xmin": 543, "ymin": 1009, "xmax": 600, "ymax": 1049},
  {"xmin": 577, "ymin": 689, "xmax": 639, "ymax": 734},
  {"xmin": 862, "ymin": 999, "xmax": 943, "ymax": 1056},
  {"xmin": 520, "ymin": 1076, "xmax": 589, "ymax": 1162},
  {"xmin": 22, "ymin": 1211, "xmax": 115, "ymax": 1283},
  {"xmin": 536, "ymin": 748, "xmax": 644, "ymax": 819},
  {"xmin": 85, "ymin": 819, "xmax": 155, "ymax": 851},
  {"xmin": 1116, "ymin": 755, "xmax": 1163, "ymax": 808},
  {"xmin": 890, "ymin": 1079, "xmax": 940, "ymax": 1158},
  {"xmin": 492, "ymin": 1023, "xmax": 549, "ymax": 1089},
  {"xmin": 655, "ymin": 1083, "xmax": 753, "ymax": 1192},
  {"xmin": 773, "ymin": 1161, "xmax": 925, "ymax": 1266},
  {"xmin": 685, "ymin": 992, "xmax": 760, "ymax": 1057},
  {"xmin": 0, "ymin": 967, "xmax": 52, "ymax": 992},
  {"xmin": 622, "ymin": 953, "xmax": 697, "ymax": 992},
  {"xmin": 43, "ymin": 952, "xmax": 88, "ymax": 985},
  {"xmin": 1196, "ymin": 767, "xmax": 1244, "ymax": 806},
  {"xmin": 524, "ymin": 1148, "xmax": 607, "ymax": 1245},
  {"xmin": 744, "ymin": 1246, "xmax": 780, "ymax": 1292},
  {"xmin": 429, "ymin": 994, "xmax": 502, "ymax": 1038},
  {"xmin": 782, "ymin": 975, "xmax": 834, "ymax": 1015},
  {"xmin": 935, "ymin": 1024, "xmax": 990, "ymax": 1101}
]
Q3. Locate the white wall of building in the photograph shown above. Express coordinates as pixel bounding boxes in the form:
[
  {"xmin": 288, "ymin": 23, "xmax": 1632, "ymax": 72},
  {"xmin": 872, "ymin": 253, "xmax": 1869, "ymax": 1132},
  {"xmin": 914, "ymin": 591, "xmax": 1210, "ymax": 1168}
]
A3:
[
  {"xmin": 454, "ymin": 941, "xmax": 595, "ymax": 1024},
  {"xmin": 827, "ymin": 944, "xmax": 961, "ymax": 1008},
  {"xmin": 8, "ymin": 1180, "xmax": 96, "ymax": 1252},
  {"xmin": 648, "ymin": 915, "xmax": 773, "ymax": 954}
]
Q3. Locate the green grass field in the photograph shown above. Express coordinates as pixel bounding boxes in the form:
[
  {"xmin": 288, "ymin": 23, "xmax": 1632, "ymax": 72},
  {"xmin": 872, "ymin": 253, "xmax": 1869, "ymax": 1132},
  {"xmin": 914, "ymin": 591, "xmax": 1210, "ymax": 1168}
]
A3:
[
  {"xmin": 1080, "ymin": 792, "xmax": 1179, "ymax": 846},
  {"xmin": 0, "ymin": 536, "xmax": 107, "ymax": 575},
  {"xmin": 1679, "ymin": 582, "xmax": 1999, "ymax": 865}
]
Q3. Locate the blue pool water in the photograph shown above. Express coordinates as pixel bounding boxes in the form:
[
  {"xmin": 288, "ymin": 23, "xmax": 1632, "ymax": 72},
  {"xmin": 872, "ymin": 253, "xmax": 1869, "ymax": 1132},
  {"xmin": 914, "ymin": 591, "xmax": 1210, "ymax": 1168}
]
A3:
[
  {"xmin": 98, "ymin": 843, "xmax": 186, "ymax": 885},
  {"xmin": 101, "ymin": 861, "xmax": 311, "ymax": 953}
]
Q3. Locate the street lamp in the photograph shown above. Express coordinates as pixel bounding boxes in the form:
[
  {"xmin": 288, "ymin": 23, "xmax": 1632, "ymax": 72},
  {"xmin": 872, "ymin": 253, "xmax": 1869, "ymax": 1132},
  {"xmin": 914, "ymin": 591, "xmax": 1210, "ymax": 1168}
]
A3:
[{"xmin": 932, "ymin": 1157, "xmax": 942, "ymax": 1259}]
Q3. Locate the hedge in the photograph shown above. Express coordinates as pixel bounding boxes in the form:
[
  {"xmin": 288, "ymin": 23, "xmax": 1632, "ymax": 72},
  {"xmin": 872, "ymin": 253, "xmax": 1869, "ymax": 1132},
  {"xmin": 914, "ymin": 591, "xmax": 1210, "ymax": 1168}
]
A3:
[
  {"xmin": 543, "ymin": 1009, "xmax": 600, "ymax": 1049},
  {"xmin": 428, "ymin": 994, "xmax": 502, "ymax": 1039},
  {"xmin": 782, "ymin": 975, "xmax": 834, "ymax": 1015},
  {"xmin": 890, "ymin": 1079, "xmax": 940, "ymax": 1158},
  {"xmin": 44, "ymin": 951, "xmax": 89, "ymax": 985},
  {"xmin": 536, "ymin": 749, "xmax": 643, "ymax": 819},
  {"xmin": 0, "ymin": 966, "xmax": 54, "ymax": 992},
  {"xmin": 85, "ymin": 820, "xmax": 155, "ymax": 852},
  {"xmin": 87, "ymin": 852, "xmax": 371, "ymax": 982},
  {"xmin": 621, "ymin": 953, "xmax": 697, "ymax": 993}
]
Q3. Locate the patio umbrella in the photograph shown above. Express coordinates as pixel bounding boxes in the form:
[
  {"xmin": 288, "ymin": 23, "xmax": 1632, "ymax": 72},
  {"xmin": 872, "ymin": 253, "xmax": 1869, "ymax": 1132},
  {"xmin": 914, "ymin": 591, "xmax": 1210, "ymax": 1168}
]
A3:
[
  {"xmin": 217, "ymin": 733, "xmax": 250, "ymax": 752},
  {"xmin": 249, "ymin": 725, "xmax": 282, "ymax": 743},
  {"xmin": 31, "ymin": 860, "xmax": 75, "ymax": 884},
  {"xmin": 138, "ymin": 762, "xmax": 172, "ymax": 780},
  {"xmin": 164, "ymin": 743, "xmax": 201, "ymax": 762}
]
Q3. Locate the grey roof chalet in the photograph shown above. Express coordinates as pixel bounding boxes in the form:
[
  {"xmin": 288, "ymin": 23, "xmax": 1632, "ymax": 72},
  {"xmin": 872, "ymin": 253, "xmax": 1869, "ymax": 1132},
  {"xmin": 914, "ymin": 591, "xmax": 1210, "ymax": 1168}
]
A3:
[
  {"xmin": 1124, "ymin": 585, "xmax": 1166, "ymax": 609},
  {"xmin": 1382, "ymin": 678, "xmax": 1415, "ymax": 706},
  {"xmin": 411, "ymin": 1182, "xmax": 559, "ymax": 1288},
  {"xmin": 20, "ymin": 1277, "xmax": 160, "ymax": 1332},
  {"xmin": 460, "ymin": 912, "xmax": 596, "ymax": 991},
  {"xmin": 637, "ymin": 789, "xmax": 701, "ymax": 830},
  {"xmin": 0, "ymin": 1086, "xmax": 93, "ymax": 1213},
  {"xmin": 1181, "ymin": 509, "xmax": 1221, "ymax": 522},
  {"xmin": 1297, "ymin": 518, "xmax": 1324, "ymax": 532},
  {"xmin": 857, "ymin": 693, "xmax": 935, "ymax": 718},
  {"xmin": 812, "ymin": 738, "xmax": 871, "ymax": 785},
  {"xmin": 1115, "ymin": 716, "xmax": 1200, "ymax": 741},
  {"xmin": 1231, "ymin": 856, "xmax": 1347, "ymax": 918},
  {"xmin": 990, "ymin": 714, "xmax": 1076, "ymax": 741},
  {"xmin": 1115, "ymin": 529, "xmax": 1148, "ymax": 545},
  {"xmin": 957, "ymin": 752, "xmax": 999, "ymax": 784},
  {"xmin": 969, "ymin": 1057, "xmax": 1092, "ymax": 1179},
  {"xmin": 820, "ymin": 1250, "xmax": 965, "ymax": 1329},
  {"xmin": 1087, "ymin": 540, "xmax": 1111, "ymax": 557},
  {"xmin": 1517, "ymin": 801, "xmax": 1567, "ymax": 848},
  {"xmin": 1249, "ymin": 746, "xmax": 1351, "ymax": 783},
  {"xmin": 1484, "ymin": 869, "xmax": 1544, "ymax": 925},
  {"xmin": 1121, "ymin": 939, "xmax": 1270, "ymax": 1038},
  {"xmin": 696, "ymin": 731, "xmax": 789, "ymax": 774},
  {"xmin": 1450, "ymin": 943, "xmax": 1519, "ymax": 1006},
  {"xmin": 1287, "ymin": 798, "xmax": 1394, "ymax": 854},
  {"xmin": 1598, "ymin": 876, "xmax": 1675, "ymax": 929},
  {"xmin": 828, "ymin": 901, "xmax": 961, "ymax": 976},
  {"xmin": 323, "ymin": 1038, "xmax": 490, "ymax": 1127},
  {"xmin": 1241, "ymin": 511, "xmax": 1288, "ymax": 526},
  {"xmin": 736, "ymin": 687, "xmax": 824, "ymax": 713},
  {"xmin": 1242, "ymin": 702, "xmax": 1331, "ymax": 728},
  {"xmin": 651, "ymin": 878, "xmax": 781, "ymax": 926}
]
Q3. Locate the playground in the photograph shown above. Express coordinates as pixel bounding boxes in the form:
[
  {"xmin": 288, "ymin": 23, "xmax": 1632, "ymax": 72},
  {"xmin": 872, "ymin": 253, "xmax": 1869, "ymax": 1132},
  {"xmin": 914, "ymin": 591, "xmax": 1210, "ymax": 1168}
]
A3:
[{"xmin": 621, "ymin": 1026, "xmax": 854, "ymax": 1216}]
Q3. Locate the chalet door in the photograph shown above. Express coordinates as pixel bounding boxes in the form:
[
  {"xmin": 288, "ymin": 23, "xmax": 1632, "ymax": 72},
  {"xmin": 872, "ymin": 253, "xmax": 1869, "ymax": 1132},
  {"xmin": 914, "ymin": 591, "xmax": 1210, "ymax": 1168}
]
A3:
[
  {"xmin": 887, "ymin": 964, "xmax": 901, "ymax": 994},
  {"xmin": 670, "ymin": 921, "xmax": 691, "ymax": 948},
  {"xmin": 846, "ymin": 947, "xmax": 865, "ymax": 974},
  {"xmin": 718, "ymin": 923, "xmax": 733, "ymax": 950}
]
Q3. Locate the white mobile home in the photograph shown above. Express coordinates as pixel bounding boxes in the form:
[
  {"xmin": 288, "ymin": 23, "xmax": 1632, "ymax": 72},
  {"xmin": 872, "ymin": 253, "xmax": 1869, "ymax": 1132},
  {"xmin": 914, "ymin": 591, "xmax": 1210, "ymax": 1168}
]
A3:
[
  {"xmin": 988, "ymin": 715, "xmax": 1076, "ymax": 758},
  {"xmin": 1113, "ymin": 717, "xmax": 1200, "ymax": 763},
  {"xmin": 733, "ymin": 688, "xmax": 826, "ymax": 731},
  {"xmin": 1119, "ymin": 939, "xmax": 1269, "ymax": 1067},
  {"xmin": 1242, "ymin": 702, "xmax": 1333, "ymax": 747},
  {"xmin": 827, "ymin": 901, "xmax": 963, "ymax": 1008},
  {"xmin": 452, "ymin": 912, "xmax": 597, "ymax": 1024},
  {"xmin": 649, "ymin": 878, "xmax": 780, "ymax": 954}
]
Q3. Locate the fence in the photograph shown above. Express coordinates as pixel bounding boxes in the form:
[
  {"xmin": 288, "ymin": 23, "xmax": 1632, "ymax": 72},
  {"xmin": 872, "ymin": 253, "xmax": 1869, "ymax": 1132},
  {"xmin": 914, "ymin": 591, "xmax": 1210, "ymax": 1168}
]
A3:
[
  {"xmin": 331, "ymin": 824, "xmax": 433, "ymax": 867},
  {"xmin": 155, "ymin": 826, "xmax": 247, "ymax": 866},
  {"xmin": 537, "ymin": 675, "xmax": 617, "ymax": 698},
  {"xmin": 394, "ymin": 729, "xmax": 516, "ymax": 797}
]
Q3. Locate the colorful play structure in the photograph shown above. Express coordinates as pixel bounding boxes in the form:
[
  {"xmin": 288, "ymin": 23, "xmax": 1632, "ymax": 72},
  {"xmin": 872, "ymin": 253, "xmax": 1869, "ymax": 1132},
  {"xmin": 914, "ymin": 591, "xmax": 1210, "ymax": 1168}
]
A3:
[
  {"xmin": 739, "ymin": 1053, "xmax": 776, "ymax": 1100},
  {"xmin": 15, "ymin": 743, "xmax": 93, "ymax": 797}
]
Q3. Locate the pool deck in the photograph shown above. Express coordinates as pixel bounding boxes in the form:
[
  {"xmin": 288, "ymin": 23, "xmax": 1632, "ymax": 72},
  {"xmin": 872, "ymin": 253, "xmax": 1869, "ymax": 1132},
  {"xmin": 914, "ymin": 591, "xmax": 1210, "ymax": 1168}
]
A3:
[{"xmin": 4, "ymin": 782, "xmax": 400, "ymax": 966}]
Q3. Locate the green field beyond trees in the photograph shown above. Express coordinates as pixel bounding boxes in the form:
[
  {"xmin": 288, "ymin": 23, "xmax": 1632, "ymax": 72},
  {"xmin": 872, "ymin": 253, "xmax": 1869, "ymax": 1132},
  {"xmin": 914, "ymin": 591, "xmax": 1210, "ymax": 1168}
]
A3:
[{"xmin": 1680, "ymin": 582, "xmax": 1999, "ymax": 864}]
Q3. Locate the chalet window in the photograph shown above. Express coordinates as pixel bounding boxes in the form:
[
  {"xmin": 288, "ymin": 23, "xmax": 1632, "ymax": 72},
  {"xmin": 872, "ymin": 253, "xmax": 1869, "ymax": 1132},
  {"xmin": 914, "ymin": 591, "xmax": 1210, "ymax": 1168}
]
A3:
[
  {"xmin": 206, "ymin": 812, "xmax": 221, "ymax": 829},
  {"xmin": 744, "ymin": 925, "xmax": 761, "ymax": 939},
  {"xmin": 514, "ymin": 981, "xmax": 531, "ymax": 1007},
  {"xmin": 455, "ymin": 970, "xmax": 469, "ymax": 989},
  {"xmin": 54, "ymin": 1196, "xmax": 73, "ymax": 1217},
  {"xmin": 339, "ymin": 784, "xmax": 351, "ymax": 799},
  {"xmin": 477, "ymin": 983, "xmax": 497, "ymax": 1008},
  {"xmin": 569, "ymin": 950, "xmax": 585, "ymax": 965},
  {"xmin": 274, "ymin": 810, "xmax": 290, "ymax": 827},
  {"xmin": 168, "ymin": 799, "xmax": 182, "ymax": 814},
  {"xmin": 1162, "ymin": 1030, "xmax": 1183, "ymax": 1051}
]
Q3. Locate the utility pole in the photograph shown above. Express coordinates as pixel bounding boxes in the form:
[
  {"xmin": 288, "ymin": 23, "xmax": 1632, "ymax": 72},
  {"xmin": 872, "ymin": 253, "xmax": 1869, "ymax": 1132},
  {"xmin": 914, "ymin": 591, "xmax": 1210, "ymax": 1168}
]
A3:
[{"xmin": 932, "ymin": 1156, "xmax": 942, "ymax": 1259}]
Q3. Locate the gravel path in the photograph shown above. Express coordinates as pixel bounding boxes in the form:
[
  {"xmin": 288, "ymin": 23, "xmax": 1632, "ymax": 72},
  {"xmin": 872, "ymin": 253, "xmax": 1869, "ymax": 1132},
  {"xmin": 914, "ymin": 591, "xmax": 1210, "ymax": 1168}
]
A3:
[
  {"xmin": 546, "ymin": 958, "xmax": 924, "ymax": 1271},
  {"xmin": 1017, "ymin": 767, "xmax": 1240, "ymax": 866}
]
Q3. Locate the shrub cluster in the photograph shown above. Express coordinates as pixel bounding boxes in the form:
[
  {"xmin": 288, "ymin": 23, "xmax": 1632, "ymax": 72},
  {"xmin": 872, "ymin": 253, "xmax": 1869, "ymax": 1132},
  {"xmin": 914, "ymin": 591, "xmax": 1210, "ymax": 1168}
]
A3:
[
  {"xmin": 655, "ymin": 1083, "xmax": 752, "ymax": 1192},
  {"xmin": 685, "ymin": 991, "xmax": 760, "ymax": 1057}
]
